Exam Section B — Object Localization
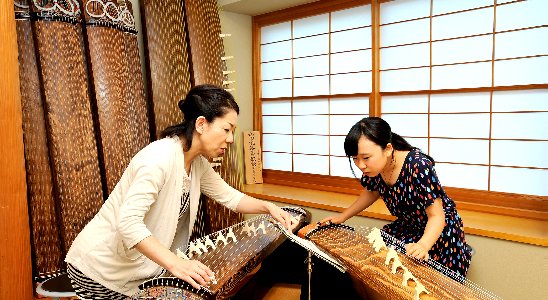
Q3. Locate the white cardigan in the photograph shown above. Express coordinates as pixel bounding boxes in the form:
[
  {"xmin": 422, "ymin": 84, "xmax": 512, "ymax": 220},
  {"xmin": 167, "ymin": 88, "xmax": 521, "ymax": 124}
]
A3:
[{"xmin": 65, "ymin": 136, "xmax": 243, "ymax": 295}]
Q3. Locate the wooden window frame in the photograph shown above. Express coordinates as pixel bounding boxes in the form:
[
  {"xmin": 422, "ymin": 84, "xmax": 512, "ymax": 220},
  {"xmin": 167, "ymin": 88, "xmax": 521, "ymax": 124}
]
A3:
[{"xmin": 252, "ymin": 0, "xmax": 547, "ymax": 221}]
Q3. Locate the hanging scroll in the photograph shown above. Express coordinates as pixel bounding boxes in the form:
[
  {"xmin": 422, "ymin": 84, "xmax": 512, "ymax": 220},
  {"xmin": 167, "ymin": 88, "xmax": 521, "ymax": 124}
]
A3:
[
  {"xmin": 243, "ymin": 131, "xmax": 263, "ymax": 184},
  {"xmin": 31, "ymin": 0, "xmax": 104, "ymax": 254},
  {"xmin": 82, "ymin": 0, "xmax": 150, "ymax": 194},
  {"xmin": 14, "ymin": 0, "xmax": 64, "ymax": 282}
]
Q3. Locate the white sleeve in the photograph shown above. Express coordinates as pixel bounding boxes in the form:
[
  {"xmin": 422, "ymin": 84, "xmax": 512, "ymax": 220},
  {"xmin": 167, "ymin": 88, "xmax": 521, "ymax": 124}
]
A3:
[{"xmin": 198, "ymin": 156, "xmax": 244, "ymax": 211}]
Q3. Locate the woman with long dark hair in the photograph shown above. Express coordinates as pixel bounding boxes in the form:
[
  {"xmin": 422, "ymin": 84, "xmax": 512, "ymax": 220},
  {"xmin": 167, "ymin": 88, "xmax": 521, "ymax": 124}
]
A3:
[{"xmin": 321, "ymin": 117, "xmax": 471, "ymax": 278}]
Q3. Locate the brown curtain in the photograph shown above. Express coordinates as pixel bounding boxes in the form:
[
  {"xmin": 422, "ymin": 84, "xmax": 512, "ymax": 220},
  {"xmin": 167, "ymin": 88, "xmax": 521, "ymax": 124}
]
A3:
[
  {"xmin": 139, "ymin": 0, "xmax": 192, "ymax": 140},
  {"xmin": 81, "ymin": 0, "xmax": 150, "ymax": 195},
  {"xmin": 14, "ymin": 1, "xmax": 64, "ymax": 282},
  {"xmin": 183, "ymin": 0, "xmax": 244, "ymax": 235},
  {"xmin": 29, "ymin": 0, "xmax": 105, "ymax": 277},
  {"xmin": 14, "ymin": 0, "xmax": 244, "ymax": 286}
]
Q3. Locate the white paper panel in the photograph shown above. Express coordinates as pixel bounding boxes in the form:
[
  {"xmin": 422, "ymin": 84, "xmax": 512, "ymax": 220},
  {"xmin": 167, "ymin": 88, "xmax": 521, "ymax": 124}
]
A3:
[
  {"xmin": 491, "ymin": 112, "xmax": 548, "ymax": 140},
  {"xmin": 494, "ymin": 56, "xmax": 548, "ymax": 87},
  {"xmin": 380, "ymin": 43, "xmax": 430, "ymax": 70},
  {"xmin": 262, "ymin": 134, "xmax": 292, "ymax": 153},
  {"xmin": 293, "ymin": 99, "xmax": 329, "ymax": 115},
  {"xmin": 495, "ymin": 28, "xmax": 548, "ymax": 60},
  {"xmin": 262, "ymin": 116, "xmax": 292, "ymax": 134},
  {"xmin": 492, "ymin": 89, "xmax": 548, "ymax": 112},
  {"xmin": 262, "ymin": 100, "xmax": 291, "ymax": 115},
  {"xmin": 261, "ymin": 79, "xmax": 292, "ymax": 98},
  {"xmin": 381, "ymin": 114, "xmax": 429, "ymax": 137},
  {"xmin": 293, "ymin": 135, "xmax": 329, "ymax": 155},
  {"xmin": 330, "ymin": 115, "xmax": 366, "ymax": 136},
  {"xmin": 432, "ymin": 35, "xmax": 493, "ymax": 65},
  {"xmin": 382, "ymin": 94, "xmax": 429, "ymax": 114},
  {"xmin": 331, "ymin": 72, "xmax": 372, "ymax": 95},
  {"xmin": 294, "ymin": 13, "xmax": 329, "ymax": 38},
  {"xmin": 331, "ymin": 156, "xmax": 362, "ymax": 178},
  {"xmin": 404, "ymin": 137, "xmax": 429, "ymax": 153},
  {"xmin": 261, "ymin": 60, "xmax": 292, "ymax": 81},
  {"xmin": 432, "ymin": 62, "xmax": 492, "ymax": 90},
  {"xmin": 330, "ymin": 135, "xmax": 347, "ymax": 157},
  {"xmin": 261, "ymin": 41, "xmax": 292, "ymax": 62},
  {"xmin": 380, "ymin": 67, "xmax": 430, "ymax": 92},
  {"xmin": 294, "ymin": 154, "xmax": 329, "ymax": 175},
  {"xmin": 380, "ymin": 0, "xmax": 430, "ymax": 25},
  {"xmin": 490, "ymin": 167, "xmax": 547, "ymax": 196},
  {"xmin": 331, "ymin": 5, "xmax": 371, "ymax": 31},
  {"xmin": 432, "ymin": 7, "xmax": 494, "ymax": 40},
  {"xmin": 430, "ymin": 92, "xmax": 491, "ymax": 113},
  {"xmin": 331, "ymin": 50, "xmax": 372, "ymax": 74},
  {"xmin": 434, "ymin": 163, "xmax": 489, "ymax": 190},
  {"xmin": 294, "ymin": 55, "xmax": 329, "ymax": 77},
  {"xmin": 491, "ymin": 140, "xmax": 548, "ymax": 168},
  {"xmin": 261, "ymin": 22, "xmax": 291, "ymax": 44},
  {"xmin": 263, "ymin": 152, "xmax": 292, "ymax": 171},
  {"xmin": 496, "ymin": 0, "xmax": 514, "ymax": 3},
  {"xmin": 294, "ymin": 35, "xmax": 329, "ymax": 58},
  {"xmin": 293, "ymin": 115, "xmax": 329, "ymax": 135},
  {"xmin": 433, "ymin": 0, "xmax": 495, "ymax": 15},
  {"xmin": 430, "ymin": 113, "xmax": 490, "ymax": 138},
  {"xmin": 496, "ymin": 0, "xmax": 547, "ymax": 32},
  {"xmin": 430, "ymin": 138, "xmax": 489, "ymax": 164},
  {"xmin": 294, "ymin": 76, "xmax": 330, "ymax": 96},
  {"xmin": 380, "ymin": 19, "xmax": 430, "ymax": 47},
  {"xmin": 331, "ymin": 28, "xmax": 372, "ymax": 52},
  {"xmin": 330, "ymin": 97, "xmax": 369, "ymax": 115}
]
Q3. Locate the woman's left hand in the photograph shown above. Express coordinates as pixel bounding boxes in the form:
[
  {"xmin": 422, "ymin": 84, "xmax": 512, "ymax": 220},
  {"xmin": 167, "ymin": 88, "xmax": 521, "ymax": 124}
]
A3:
[
  {"xmin": 405, "ymin": 243, "xmax": 430, "ymax": 261},
  {"xmin": 266, "ymin": 203, "xmax": 298, "ymax": 231}
]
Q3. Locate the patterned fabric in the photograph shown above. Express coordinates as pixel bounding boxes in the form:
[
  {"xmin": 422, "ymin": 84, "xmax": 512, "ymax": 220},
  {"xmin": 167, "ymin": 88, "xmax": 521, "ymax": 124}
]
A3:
[
  {"xmin": 179, "ymin": 192, "xmax": 190, "ymax": 219},
  {"xmin": 179, "ymin": 170, "xmax": 191, "ymax": 219},
  {"xmin": 67, "ymin": 264, "xmax": 128, "ymax": 299},
  {"xmin": 361, "ymin": 150, "xmax": 471, "ymax": 277}
]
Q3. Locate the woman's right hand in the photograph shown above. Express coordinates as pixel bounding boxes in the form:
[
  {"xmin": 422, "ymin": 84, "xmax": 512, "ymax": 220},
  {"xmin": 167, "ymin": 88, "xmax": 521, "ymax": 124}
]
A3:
[
  {"xmin": 169, "ymin": 258, "xmax": 214, "ymax": 290},
  {"xmin": 319, "ymin": 214, "xmax": 347, "ymax": 225}
]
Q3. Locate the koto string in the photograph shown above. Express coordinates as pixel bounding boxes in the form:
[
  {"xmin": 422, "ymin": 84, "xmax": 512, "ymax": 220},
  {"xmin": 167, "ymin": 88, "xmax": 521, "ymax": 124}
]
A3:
[
  {"xmin": 160, "ymin": 214, "xmax": 282, "ymax": 291},
  {"xmin": 311, "ymin": 226, "xmax": 501, "ymax": 300},
  {"xmin": 206, "ymin": 225, "xmax": 275, "ymax": 289},
  {"xmin": 139, "ymin": 208, "xmax": 308, "ymax": 299},
  {"xmin": 194, "ymin": 216, "xmax": 278, "ymax": 290},
  {"xmin": 352, "ymin": 226, "xmax": 498, "ymax": 299},
  {"xmin": 316, "ymin": 228, "xmax": 479, "ymax": 300}
]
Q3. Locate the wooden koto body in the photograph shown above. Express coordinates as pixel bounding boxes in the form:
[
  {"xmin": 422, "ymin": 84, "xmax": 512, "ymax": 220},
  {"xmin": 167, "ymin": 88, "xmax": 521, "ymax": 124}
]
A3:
[
  {"xmin": 131, "ymin": 207, "xmax": 310, "ymax": 300},
  {"xmin": 298, "ymin": 223, "xmax": 502, "ymax": 300}
]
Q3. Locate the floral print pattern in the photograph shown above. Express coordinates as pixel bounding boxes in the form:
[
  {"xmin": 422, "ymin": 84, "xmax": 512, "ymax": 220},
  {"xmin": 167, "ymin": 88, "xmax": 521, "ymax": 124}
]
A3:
[{"xmin": 361, "ymin": 150, "xmax": 471, "ymax": 277}]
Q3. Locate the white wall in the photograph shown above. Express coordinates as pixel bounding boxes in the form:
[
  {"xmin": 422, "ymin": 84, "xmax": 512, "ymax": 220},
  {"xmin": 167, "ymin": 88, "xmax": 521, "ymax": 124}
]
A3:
[{"xmin": 219, "ymin": 11, "xmax": 254, "ymax": 133}]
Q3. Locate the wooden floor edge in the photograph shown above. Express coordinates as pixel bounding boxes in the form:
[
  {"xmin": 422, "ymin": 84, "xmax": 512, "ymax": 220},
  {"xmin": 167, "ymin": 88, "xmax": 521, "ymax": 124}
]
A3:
[
  {"xmin": 464, "ymin": 227, "xmax": 546, "ymax": 247},
  {"xmin": 245, "ymin": 191, "xmax": 546, "ymax": 247}
]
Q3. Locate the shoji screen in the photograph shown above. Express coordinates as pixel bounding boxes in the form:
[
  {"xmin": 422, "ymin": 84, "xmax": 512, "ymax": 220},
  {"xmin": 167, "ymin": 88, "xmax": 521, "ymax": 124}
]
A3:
[
  {"xmin": 260, "ymin": 5, "xmax": 371, "ymax": 178},
  {"xmin": 380, "ymin": 0, "xmax": 547, "ymax": 196}
]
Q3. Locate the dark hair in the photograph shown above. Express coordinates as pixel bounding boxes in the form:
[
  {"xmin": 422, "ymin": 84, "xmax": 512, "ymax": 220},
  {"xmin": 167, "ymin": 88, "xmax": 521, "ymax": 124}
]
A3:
[
  {"xmin": 344, "ymin": 117, "xmax": 435, "ymax": 176},
  {"xmin": 160, "ymin": 84, "xmax": 239, "ymax": 150}
]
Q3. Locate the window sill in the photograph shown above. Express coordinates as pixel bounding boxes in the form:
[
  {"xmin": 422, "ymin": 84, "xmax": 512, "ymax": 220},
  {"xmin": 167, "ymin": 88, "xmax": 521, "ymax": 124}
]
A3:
[{"xmin": 244, "ymin": 183, "xmax": 547, "ymax": 247}]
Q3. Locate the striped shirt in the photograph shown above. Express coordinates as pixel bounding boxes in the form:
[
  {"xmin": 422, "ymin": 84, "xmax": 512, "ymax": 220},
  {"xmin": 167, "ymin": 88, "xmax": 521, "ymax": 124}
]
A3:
[{"xmin": 67, "ymin": 264, "xmax": 128, "ymax": 299}]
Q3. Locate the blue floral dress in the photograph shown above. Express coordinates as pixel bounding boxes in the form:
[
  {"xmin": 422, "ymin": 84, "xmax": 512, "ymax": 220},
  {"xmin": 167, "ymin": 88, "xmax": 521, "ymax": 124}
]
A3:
[{"xmin": 361, "ymin": 150, "xmax": 471, "ymax": 277}]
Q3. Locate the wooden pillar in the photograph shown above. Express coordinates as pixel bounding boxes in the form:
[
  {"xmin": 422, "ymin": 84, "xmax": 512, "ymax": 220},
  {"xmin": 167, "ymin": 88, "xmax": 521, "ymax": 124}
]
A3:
[
  {"xmin": 369, "ymin": 0, "xmax": 381, "ymax": 117},
  {"xmin": 0, "ymin": 0, "xmax": 34, "ymax": 298}
]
